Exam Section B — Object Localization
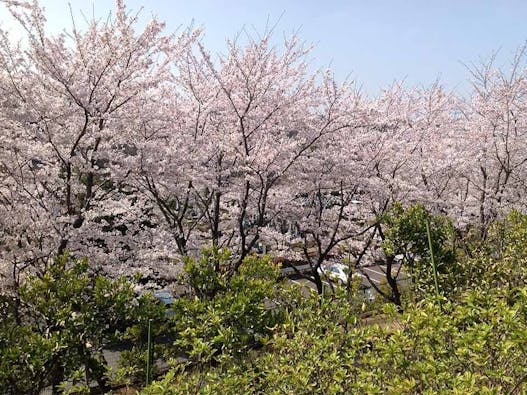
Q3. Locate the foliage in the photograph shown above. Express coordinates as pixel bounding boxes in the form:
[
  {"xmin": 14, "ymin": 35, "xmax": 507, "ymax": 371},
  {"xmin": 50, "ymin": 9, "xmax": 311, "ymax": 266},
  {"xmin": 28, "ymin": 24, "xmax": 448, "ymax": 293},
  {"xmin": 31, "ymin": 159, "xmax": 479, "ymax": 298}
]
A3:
[
  {"xmin": 364, "ymin": 287, "xmax": 527, "ymax": 394},
  {"xmin": 463, "ymin": 210, "xmax": 527, "ymax": 290},
  {"xmin": 183, "ymin": 248, "xmax": 231, "ymax": 299},
  {"xmin": 0, "ymin": 314, "xmax": 56, "ymax": 394},
  {"xmin": 382, "ymin": 202, "xmax": 460, "ymax": 298},
  {"xmin": 167, "ymin": 251, "xmax": 285, "ymax": 365},
  {"xmin": 107, "ymin": 291, "xmax": 169, "ymax": 387},
  {"xmin": 0, "ymin": 253, "xmax": 162, "ymax": 394},
  {"xmin": 144, "ymin": 284, "xmax": 527, "ymax": 394}
]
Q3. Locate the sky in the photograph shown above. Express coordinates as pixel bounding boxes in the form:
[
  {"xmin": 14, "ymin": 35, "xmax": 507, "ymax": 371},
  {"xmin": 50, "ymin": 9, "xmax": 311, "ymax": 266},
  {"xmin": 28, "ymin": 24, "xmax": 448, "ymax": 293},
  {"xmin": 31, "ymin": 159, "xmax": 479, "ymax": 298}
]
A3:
[{"xmin": 1, "ymin": 0, "xmax": 526, "ymax": 96}]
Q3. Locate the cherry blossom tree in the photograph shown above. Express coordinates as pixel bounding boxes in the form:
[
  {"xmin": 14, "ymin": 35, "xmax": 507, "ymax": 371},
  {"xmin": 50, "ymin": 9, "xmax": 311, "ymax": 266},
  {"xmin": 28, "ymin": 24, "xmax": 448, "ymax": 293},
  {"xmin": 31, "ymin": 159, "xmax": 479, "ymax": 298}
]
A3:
[
  {"xmin": 3, "ymin": 0, "xmax": 527, "ymax": 297},
  {"xmin": 140, "ymin": 33, "xmax": 369, "ymax": 276},
  {"xmin": 0, "ymin": 0, "xmax": 196, "ymax": 287},
  {"xmin": 455, "ymin": 47, "xmax": 527, "ymax": 237},
  {"xmin": 313, "ymin": 82, "xmax": 462, "ymax": 298}
]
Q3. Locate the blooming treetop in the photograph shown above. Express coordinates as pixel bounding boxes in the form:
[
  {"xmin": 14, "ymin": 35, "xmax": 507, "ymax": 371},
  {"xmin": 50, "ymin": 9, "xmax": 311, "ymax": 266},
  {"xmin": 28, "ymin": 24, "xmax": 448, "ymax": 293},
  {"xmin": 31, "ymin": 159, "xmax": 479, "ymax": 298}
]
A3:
[{"xmin": 2, "ymin": 1, "xmax": 527, "ymax": 289}]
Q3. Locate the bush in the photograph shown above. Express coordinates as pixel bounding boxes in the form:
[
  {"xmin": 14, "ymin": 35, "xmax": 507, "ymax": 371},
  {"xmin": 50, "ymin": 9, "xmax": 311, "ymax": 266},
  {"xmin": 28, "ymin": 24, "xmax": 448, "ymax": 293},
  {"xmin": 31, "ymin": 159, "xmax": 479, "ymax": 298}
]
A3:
[
  {"xmin": 144, "ymin": 285, "xmax": 527, "ymax": 394},
  {"xmin": 167, "ymin": 251, "xmax": 285, "ymax": 365},
  {"xmin": 0, "ymin": 253, "xmax": 162, "ymax": 394},
  {"xmin": 382, "ymin": 202, "xmax": 459, "ymax": 298}
]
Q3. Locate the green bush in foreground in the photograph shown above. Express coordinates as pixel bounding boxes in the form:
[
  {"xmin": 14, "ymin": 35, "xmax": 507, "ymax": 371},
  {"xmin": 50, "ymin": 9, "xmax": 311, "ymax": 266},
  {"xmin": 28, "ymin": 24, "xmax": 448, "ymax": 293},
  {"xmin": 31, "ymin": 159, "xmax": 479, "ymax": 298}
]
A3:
[
  {"xmin": 166, "ymin": 250, "xmax": 286, "ymax": 365},
  {"xmin": 0, "ymin": 253, "xmax": 163, "ymax": 394},
  {"xmin": 144, "ymin": 284, "xmax": 527, "ymax": 394}
]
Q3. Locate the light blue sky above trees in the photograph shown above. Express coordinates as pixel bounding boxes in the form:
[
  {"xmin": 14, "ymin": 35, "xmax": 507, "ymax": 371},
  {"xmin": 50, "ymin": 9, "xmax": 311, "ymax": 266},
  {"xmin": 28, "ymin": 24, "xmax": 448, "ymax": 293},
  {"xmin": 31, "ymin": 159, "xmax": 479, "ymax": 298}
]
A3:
[{"xmin": 1, "ymin": 0, "xmax": 526, "ymax": 96}]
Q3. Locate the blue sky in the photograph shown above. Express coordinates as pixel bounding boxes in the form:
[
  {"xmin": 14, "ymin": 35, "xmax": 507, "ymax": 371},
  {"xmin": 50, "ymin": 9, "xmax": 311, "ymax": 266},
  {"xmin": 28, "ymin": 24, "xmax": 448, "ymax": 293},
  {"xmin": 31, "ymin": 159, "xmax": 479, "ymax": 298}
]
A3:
[{"xmin": 1, "ymin": 1, "xmax": 526, "ymax": 96}]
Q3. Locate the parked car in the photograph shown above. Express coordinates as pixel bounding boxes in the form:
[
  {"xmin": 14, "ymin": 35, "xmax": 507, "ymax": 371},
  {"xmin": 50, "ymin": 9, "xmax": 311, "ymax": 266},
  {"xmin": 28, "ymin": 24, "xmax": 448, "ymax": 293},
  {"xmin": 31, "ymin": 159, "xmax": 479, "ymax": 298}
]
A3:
[
  {"xmin": 317, "ymin": 263, "xmax": 377, "ymax": 301},
  {"xmin": 317, "ymin": 263, "xmax": 363, "ymax": 285},
  {"xmin": 153, "ymin": 290, "xmax": 176, "ymax": 318},
  {"xmin": 153, "ymin": 290, "xmax": 175, "ymax": 306}
]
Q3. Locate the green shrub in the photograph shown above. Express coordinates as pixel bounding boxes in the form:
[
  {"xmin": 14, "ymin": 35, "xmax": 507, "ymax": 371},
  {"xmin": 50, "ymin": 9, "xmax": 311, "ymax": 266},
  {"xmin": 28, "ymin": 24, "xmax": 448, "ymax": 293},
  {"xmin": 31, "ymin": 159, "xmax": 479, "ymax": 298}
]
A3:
[
  {"xmin": 0, "ymin": 253, "xmax": 162, "ymax": 394},
  {"xmin": 168, "ymin": 251, "xmax": 285, "ymax": 365}
]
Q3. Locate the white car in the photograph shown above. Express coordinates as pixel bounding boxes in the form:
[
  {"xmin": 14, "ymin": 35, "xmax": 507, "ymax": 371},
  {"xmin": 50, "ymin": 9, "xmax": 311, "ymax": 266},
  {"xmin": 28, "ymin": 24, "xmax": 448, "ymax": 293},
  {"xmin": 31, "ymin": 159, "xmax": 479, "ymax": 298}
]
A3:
[{"xmin": 317, "ymin": 263, "xmax": 362, "ymax": 285}]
